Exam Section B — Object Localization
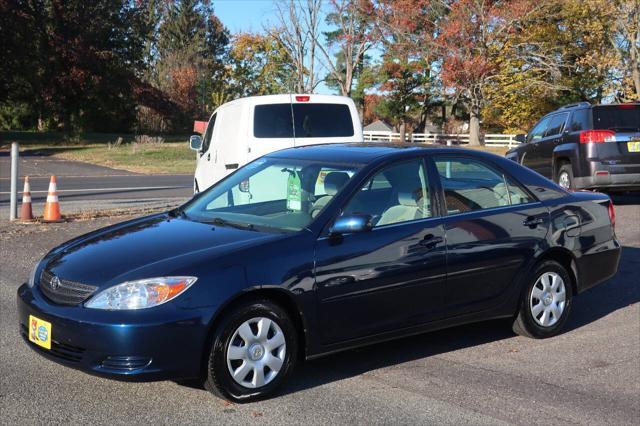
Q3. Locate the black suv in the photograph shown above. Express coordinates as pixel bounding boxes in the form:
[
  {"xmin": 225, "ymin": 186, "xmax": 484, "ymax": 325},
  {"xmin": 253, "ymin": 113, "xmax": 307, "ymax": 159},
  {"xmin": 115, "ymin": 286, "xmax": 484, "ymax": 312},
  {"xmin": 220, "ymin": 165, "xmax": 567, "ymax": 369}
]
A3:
[{"xmin": 506, "ymin": 102, "xmax": 640, "ymax": 191}]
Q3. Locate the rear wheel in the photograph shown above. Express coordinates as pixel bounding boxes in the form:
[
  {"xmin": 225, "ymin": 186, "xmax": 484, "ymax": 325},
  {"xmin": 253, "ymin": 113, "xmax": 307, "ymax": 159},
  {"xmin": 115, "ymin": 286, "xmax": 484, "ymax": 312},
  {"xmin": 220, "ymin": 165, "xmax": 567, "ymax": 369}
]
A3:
[
  {"xmin": 513, "ymin": 260, "xmax": 573, "ymax": 338},
  {"xmin": 556, "ymin": 164, "xmax": 574, "ymax": 190},
  {"xmin": 204, "ymin": 300, "xmax": 297, "ymax": 402}
]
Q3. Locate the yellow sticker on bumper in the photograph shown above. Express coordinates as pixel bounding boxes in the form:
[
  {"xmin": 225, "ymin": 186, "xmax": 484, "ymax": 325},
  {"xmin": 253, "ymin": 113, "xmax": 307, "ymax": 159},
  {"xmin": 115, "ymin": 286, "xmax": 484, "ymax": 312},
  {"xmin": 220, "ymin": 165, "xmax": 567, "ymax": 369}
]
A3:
[{"xmin": 28, "ymin": 315, "xmax": 51, "ymax": 350}]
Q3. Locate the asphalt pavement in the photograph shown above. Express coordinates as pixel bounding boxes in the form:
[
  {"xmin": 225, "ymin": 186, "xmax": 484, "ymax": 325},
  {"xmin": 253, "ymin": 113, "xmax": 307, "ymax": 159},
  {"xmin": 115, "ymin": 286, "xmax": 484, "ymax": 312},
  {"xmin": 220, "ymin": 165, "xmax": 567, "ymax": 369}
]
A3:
[
  {"xmin": 0, "ymin": 195, "xmax": 638, "ymax": 424},
  {"xmin": 0, "ymin": 154, "xmax": 192, "ymax": 218}
]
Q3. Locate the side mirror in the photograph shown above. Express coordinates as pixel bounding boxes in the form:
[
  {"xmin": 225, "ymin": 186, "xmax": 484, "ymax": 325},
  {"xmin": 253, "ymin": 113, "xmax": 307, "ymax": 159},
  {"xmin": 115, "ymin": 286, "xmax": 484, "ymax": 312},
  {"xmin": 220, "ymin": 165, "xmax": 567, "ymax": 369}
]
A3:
[
  {"xmin": 514, "ymin": 134, "xmax": 526, "ymax": 143},
  {"xmin": 330, "ymin": 214, "xmax": 373, "ymax": 235},
  {"xmin": 189, "ymin": 135, "xmax": 203, "ymax": 151}
]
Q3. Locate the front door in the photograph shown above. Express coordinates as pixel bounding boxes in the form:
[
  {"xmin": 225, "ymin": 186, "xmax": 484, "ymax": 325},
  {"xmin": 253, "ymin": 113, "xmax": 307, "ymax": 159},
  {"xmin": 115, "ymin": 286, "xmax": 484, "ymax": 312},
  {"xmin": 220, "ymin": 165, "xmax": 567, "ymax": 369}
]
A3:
[
  {"xmin": 314, "ymin": 158, "xmax": 447, "ymax": 344},
  {"xmin": 532, "ymin": 112, "xmax": 569, "ymax": 179}
]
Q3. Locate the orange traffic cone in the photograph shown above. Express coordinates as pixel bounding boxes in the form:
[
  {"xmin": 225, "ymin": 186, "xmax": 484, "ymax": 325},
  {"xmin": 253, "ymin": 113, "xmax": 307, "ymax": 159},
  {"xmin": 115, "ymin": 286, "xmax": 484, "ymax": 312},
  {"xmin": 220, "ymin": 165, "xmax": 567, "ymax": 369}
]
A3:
[
  {"xmin": 43, "ymin": 175, "xmax": 63, "ymax": 222},
  {"xmin": 19, "ymin": 176, "xmax": 34, "ymax": 221}
]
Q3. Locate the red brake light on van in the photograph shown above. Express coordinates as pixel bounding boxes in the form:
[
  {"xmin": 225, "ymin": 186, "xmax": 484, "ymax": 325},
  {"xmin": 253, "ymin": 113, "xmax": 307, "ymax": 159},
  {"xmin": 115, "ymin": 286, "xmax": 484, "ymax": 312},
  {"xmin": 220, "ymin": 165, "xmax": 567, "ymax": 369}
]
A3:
[
  {"xmin": 295, "ymin": 95, "xmax": 310, "ymax": 102},
  {"xmin": 579, "ymin": 130, "xmax": 616, "ymax": 143}
]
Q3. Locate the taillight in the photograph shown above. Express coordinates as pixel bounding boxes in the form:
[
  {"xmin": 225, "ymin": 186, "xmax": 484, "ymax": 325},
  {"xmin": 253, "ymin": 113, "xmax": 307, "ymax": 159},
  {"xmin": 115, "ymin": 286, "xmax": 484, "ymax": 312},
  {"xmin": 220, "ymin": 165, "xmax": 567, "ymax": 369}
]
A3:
[
  {"xmin": 295, "ymin": 95, "xmax": 310, "ymax": 102},
  {"xmin": 579, "ymin": 130, "xmax": 616, "ymax": 143},
  {"xmin": 608, "ymin": 200, "xmax": 616, "ymax": 228}
]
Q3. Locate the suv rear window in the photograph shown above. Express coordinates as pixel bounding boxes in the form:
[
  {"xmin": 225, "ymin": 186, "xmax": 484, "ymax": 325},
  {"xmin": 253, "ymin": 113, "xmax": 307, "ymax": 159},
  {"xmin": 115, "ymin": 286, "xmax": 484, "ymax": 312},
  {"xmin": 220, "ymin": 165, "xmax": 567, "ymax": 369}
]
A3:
[
  {"xmin": 293, "ymin": 104, "xmax": 354, "ymax": 138},
  {"xmin": 254, "ymin": 104, "xmax": 294, "ymax": 138},
  {"xmin": 593, "ymin": 105, "xmax": 640, "ymax": 132}
]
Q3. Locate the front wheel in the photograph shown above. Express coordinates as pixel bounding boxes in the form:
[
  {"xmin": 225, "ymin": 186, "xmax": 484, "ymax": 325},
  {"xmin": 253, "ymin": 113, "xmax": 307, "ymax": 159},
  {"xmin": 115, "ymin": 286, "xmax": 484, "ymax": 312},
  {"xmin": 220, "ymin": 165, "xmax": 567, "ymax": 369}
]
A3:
[
  {"xmin": 204, "ymin": 300, "xmax": 298, "ymax": 402},
  {"xmin": 513, "ymin": 260, "xmax": 573, "ymax": 339}
]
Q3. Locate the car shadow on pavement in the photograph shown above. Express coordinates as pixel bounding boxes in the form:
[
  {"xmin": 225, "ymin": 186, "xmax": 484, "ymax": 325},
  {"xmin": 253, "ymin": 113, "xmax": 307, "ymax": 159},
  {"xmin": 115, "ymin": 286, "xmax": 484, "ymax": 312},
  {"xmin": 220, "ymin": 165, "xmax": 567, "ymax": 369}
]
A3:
[{"xmin": 609, "ymin": 192, "xmax": 640, "ymax": 206}]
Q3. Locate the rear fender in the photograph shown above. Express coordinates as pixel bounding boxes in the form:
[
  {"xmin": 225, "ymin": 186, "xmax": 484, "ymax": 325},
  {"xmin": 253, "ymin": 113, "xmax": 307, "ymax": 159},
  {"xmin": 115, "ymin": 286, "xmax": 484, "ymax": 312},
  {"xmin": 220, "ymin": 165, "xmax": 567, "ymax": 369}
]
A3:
[{"xmin": 552, "ymin": 143, "xmax": 579, "ymax": 180}]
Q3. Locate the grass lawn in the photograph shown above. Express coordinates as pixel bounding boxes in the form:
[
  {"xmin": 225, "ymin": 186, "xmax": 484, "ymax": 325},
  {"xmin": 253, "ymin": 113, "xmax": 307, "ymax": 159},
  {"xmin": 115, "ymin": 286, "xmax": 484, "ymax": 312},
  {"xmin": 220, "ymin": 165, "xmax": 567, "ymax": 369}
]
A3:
[
  {"xmin": 1, "ymin": 131, "xmax": 196, "ymax": 174},
  {"xmin": 1, "ymin": 131, "xmax": 510, "ymax": 175}
]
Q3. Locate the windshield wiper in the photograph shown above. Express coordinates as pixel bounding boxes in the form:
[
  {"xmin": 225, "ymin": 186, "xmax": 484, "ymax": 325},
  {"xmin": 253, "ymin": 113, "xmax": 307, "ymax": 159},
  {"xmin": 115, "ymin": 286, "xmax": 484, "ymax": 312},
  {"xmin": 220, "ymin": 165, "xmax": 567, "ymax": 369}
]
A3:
[
  {"xmin": 205, "ymin": 217, "xmax": 256, "ymax": 231},
  {"xmin": 168, "ymin": 208, "xmax": 187, "ymax": 219},
  {"xmin": 608, "ymin": 126, "xmax": 640, "ymax": 132}
]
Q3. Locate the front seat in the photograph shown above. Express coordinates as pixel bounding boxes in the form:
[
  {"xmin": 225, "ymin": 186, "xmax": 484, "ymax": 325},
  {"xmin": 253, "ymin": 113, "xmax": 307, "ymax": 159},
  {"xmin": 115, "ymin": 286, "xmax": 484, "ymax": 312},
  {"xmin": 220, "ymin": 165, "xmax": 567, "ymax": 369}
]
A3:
[
  {"xmin": 377, "ymin": 190, "xmax": 428, "ymax": 226},
  {"xmin": 310, "ymin": 172, "xmax": 350, "ymax": 217}
]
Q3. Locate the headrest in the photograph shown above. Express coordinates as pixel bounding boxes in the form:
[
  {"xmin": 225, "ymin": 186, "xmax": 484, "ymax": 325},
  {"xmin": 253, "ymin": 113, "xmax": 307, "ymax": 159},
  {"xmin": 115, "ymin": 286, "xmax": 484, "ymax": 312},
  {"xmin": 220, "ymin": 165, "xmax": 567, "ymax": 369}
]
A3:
[
  {"xmin": 398, "ymin": 191, "xmax": 420, "ymax": 207},
  {"xmin": 324, "ymin": 172, "xmax": 350, "ymax": 195}
]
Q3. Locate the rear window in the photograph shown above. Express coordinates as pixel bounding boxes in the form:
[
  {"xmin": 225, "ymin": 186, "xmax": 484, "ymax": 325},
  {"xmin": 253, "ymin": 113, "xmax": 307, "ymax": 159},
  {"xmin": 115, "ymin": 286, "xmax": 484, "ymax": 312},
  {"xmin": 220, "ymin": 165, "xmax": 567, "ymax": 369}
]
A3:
[
  {"xmin": 293, "ymin": 104, "xmax": 354, "ymax": 138},
  {"xmin": 593, "ymin": 105, "xmax": 640, "ymax": 132},
  {"xmin": 254, "ymin": 104, "xmax": 294, "ymax": 138}
]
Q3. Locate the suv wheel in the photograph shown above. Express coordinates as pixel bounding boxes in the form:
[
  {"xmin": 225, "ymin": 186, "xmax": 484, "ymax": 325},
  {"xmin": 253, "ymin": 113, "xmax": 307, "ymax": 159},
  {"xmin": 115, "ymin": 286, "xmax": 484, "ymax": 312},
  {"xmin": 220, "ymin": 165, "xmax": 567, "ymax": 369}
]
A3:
[
  {"xmin": 204, "ymin": 300, "xmax": 298, "ymax": 402},
  {"xmin": 512, "ymin": 260, "xmax": 573, "ymax": 339},
  {"xmin": 557, "ymin": 164, "xmax": 574, "ymax": 190}
]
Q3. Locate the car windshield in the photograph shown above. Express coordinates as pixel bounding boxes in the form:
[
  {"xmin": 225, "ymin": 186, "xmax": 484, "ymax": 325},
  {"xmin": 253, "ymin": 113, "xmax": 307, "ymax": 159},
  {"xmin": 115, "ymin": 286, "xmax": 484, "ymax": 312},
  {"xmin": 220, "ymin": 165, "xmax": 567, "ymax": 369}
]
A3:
[{"xmin": 183, "ymin": 157, "xmax": 361, "ymax": 232}]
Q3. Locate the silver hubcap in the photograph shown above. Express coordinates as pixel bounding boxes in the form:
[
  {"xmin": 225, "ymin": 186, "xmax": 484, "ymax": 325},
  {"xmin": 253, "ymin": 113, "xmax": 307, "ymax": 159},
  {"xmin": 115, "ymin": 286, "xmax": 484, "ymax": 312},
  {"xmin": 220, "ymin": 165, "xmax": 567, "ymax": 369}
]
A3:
[
  {"xmin": 558, "ymin": 172, "xmax": 570, "ymax": 189},
  {"xmin": 530, "ymin": 272, "xmax": 566, "ymax": 327},
  {"xmin": 226, "ymin": 317, "xmax": 286, "ymax": 388}
]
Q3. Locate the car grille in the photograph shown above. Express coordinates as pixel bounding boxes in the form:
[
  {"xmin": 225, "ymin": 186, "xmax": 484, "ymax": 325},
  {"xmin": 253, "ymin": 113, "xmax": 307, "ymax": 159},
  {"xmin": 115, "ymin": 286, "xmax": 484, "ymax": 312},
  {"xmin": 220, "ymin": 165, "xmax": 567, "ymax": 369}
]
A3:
[
  {"xmin": 20, "ymin": 324, "xmax": 86, "ymax": 363},
  {"xmin": 39, "ymin": 269, "xmax": 98, "ymax": 306}
]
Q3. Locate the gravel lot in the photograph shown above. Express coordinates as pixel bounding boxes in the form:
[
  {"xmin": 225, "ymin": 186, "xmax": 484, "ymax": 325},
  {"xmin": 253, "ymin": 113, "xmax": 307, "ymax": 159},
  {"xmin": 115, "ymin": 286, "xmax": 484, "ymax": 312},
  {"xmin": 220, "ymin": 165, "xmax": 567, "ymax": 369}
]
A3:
[{"xmin": 1, "ymin": 196, "xmax": 638, "ymax": 425}]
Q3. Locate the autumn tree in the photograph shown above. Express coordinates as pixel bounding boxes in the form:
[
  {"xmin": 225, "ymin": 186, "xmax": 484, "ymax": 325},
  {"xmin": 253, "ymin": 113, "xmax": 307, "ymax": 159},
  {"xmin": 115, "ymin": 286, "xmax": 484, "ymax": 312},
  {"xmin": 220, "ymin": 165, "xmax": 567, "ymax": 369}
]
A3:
[
  {"xmin": 155, "ymin": 0, "xmax": 229, "ymax": 128},
  {"xmin": 270, "ymin": 0, "xmax": 322, "ymax": 93},
  {"xmin": 228, "ymin": 33, "xmax": 297, "ymax": 96},
  {"xmin": 317, "ymin": 0, "xmax": 376, "ymax": 98},
  {"xmin": 438, "ymin": 0, "xmax": 556, "ymax": 145},
  {"xmin": 611, "ymin": 0, "xmax": 640, "ymax": 100}
]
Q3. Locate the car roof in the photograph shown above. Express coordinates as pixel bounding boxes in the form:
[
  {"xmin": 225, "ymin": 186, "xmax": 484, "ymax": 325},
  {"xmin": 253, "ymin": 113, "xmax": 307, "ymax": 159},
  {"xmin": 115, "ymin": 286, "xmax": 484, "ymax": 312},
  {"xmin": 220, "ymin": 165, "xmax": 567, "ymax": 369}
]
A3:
[{"xmin": 266, "ymin": 142, "xmax": 497, "ymax": 164}]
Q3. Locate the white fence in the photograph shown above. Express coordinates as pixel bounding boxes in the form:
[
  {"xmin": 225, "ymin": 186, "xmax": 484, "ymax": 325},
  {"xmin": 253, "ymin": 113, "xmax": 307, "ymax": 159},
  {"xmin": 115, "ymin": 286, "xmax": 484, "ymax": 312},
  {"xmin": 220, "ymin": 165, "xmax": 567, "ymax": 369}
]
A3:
[{"xmin": 363, "ymin": 131, "xmax": 520, "ymax": 148}]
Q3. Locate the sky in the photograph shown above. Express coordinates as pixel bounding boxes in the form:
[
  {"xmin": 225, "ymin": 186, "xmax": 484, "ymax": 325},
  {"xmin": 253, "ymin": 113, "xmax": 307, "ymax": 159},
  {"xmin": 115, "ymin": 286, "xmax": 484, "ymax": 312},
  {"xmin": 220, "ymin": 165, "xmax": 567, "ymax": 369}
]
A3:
[{"xmin": 213, "ymin": 0, "xmax": 335, "ymax": 94}]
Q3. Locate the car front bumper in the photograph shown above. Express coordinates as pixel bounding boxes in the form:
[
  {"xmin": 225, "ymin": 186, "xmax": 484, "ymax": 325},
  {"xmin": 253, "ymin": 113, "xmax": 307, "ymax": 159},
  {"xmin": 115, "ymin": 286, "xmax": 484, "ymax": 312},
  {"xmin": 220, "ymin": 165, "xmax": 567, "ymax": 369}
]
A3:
[{"xmin": 17, "ymin": 283, "xmax": 212, "ymax": 382}]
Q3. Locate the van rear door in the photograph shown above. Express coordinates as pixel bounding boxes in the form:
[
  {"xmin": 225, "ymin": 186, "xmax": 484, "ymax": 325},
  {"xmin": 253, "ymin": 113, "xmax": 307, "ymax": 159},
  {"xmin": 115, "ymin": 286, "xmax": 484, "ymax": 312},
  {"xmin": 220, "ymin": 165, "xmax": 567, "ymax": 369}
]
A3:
[
  {"xmin": 250, "ymin": 95, "xmax": 295, "ymax": 160},
  {"xmin": 292, "ymin": 95, "xmax": 362, "ymax": 146}
]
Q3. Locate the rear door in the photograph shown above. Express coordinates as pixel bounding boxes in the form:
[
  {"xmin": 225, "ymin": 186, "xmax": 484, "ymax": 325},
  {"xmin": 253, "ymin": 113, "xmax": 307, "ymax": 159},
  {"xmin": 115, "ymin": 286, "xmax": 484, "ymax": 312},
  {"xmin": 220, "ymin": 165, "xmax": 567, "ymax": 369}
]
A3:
[
  {"xmin": 433, "ymin": 155, "xmax": 550, "ymax": 315},
  {"xmin": 591, "ymin": 104, "xmax": 640, "ymax": 167},
  {"xmin": 292, "ymin": 95, "xmax": 361, "ymax": 146},
  {"xmin": 250, "ymin": 95, "xmax": 295, "ymax": 160}
]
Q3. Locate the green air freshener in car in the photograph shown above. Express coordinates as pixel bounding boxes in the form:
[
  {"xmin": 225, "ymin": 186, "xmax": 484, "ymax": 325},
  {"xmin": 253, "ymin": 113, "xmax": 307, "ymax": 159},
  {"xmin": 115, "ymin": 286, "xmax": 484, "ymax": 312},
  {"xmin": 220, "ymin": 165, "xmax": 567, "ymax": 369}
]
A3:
[{"xmin": 286, "ymin": 171, "xmax": 302, "ymax": 211}]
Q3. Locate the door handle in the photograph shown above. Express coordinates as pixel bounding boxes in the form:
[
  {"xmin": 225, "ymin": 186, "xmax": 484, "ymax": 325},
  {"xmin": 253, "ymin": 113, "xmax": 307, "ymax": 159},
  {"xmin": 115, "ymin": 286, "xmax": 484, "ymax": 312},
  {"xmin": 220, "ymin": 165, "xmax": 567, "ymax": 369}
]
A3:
[
  {"xmin": 419, "ymin": 234, "xmax": 444, "ymax": 248},
  {"xmin": 523, "ymin": 217, "xmax": 545, "ymax": 227}
]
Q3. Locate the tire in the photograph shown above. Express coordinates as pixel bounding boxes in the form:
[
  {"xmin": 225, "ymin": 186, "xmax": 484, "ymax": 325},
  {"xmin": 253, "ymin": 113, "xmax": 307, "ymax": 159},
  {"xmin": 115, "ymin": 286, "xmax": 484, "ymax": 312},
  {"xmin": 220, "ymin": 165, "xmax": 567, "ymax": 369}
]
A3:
[
  {"xmin": 556, "ymin": 164, "xmax": 574, "ymax": 191},
  {"xmin": 512, "ymin": 260, "xmax": 573, "ymax": 339},
  {"xmin": 204, "ymin": 299, "xmax": 298, "ymax": 402}
]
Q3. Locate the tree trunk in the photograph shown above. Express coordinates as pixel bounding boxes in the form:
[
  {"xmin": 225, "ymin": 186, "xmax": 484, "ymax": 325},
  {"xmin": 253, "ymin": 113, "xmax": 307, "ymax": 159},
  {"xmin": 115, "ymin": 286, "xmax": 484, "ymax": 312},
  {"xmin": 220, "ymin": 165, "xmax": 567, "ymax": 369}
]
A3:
[
  {"xmin": 468, "ymin": 97, "xmax": 482, "ymax": 146},
  {"xmin": 399, "ymin": 121, "xmax": 406, "ymax": 143}
]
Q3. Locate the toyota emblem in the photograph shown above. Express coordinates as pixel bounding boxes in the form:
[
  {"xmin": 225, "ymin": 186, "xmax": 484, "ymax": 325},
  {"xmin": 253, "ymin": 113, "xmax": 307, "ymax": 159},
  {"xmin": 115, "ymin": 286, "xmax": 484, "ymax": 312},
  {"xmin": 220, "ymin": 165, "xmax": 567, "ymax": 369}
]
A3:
[{"xmin": 50, "ymin": 275, "xmax": 61, "ymax": 290}]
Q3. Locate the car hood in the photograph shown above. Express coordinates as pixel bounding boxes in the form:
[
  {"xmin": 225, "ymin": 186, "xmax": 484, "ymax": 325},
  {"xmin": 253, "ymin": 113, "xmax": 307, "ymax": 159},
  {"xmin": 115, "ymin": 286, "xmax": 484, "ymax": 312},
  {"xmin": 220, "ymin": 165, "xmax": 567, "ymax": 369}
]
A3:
[{"xmin": 43, "ymin": 213, "xmax": 283, "ymax": 289}]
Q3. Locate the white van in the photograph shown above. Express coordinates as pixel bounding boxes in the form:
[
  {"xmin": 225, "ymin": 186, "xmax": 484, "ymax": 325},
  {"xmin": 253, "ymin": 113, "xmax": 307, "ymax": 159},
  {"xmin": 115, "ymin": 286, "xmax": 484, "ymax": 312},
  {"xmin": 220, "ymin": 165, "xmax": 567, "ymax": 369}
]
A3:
[{"xmin": 189, "ymin": 94, "xmax": 363, "ymax": 192}]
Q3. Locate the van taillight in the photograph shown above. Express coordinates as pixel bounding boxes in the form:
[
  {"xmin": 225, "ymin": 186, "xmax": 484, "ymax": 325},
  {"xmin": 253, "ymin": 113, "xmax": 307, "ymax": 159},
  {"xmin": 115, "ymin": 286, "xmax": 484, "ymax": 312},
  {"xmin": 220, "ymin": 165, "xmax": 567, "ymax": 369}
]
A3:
[
  {"xmin": 608, "ymin": 200, "xmax": 616, "ymax": 228},
  {"xmin": 579, "ymin": 130, "xmax": 616, "ymax": 143},
  {"xmin": 295, "ymin": 95, "xmax": 310, "ymax": 102}
]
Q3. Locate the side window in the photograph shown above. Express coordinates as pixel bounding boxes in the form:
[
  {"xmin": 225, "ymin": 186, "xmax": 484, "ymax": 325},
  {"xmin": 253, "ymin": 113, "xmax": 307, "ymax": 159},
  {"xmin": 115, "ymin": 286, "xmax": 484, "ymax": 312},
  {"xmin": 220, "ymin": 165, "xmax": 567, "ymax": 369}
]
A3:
[
  {"xmin": 435, "ymin": 157, "xmax": 523, "ymax": 214},
  {"xmin": 569, "ymin": 109, "xmax": 591, "ymax": 131},
  {"xmin": 292, "ymin": 104, "xmax": 354, "ymax": 137},
  {"xmin": 202, "ymin": 113, "xmax": 217, "ymax": 153},
  {"xmin": 504, "ymin": 175, "xmax": 534, "ymax": 205},
  {"xmin": 253, "ymin": 104, "xmax": 294, "ymax": 138},
  {"xmin": 527, "ymin": 116, "xmax": 551, "ymax": 143},
  {"xmin": 343, "ymin": 159, "xmax": 430, "ymax": 227},
  {"xmin": 543, "ymin": 113, "xmax": 568, "ymax": 137}
]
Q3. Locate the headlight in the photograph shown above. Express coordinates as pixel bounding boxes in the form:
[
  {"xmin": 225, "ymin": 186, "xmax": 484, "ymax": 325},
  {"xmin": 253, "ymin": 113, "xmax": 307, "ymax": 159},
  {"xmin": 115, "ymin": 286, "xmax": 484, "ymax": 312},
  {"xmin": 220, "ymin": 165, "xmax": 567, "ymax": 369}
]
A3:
[
  {"xmin": 28, "ymin": 258, "xmax": 44, "ymax": 288},
  {"xmin": 85, "ymin": 276, "xmax": 197, "ymax": 310}
]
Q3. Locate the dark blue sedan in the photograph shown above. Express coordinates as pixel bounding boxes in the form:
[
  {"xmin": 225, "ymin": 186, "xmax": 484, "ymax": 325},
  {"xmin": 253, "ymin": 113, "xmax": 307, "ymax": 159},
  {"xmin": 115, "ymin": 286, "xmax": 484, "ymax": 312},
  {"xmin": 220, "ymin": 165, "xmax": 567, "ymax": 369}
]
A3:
[{"xmin": 17, "ymin": 144, "xmax": 620, "ymax": 401}]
